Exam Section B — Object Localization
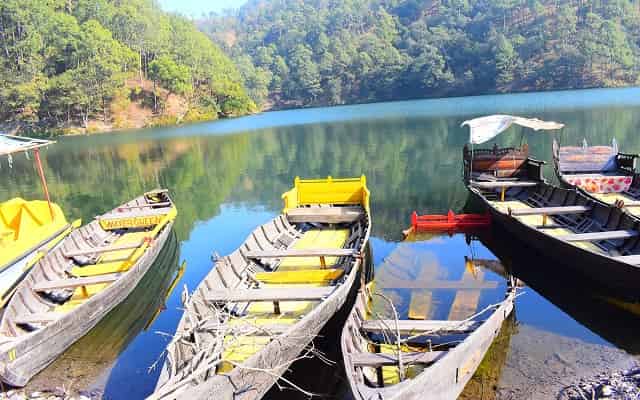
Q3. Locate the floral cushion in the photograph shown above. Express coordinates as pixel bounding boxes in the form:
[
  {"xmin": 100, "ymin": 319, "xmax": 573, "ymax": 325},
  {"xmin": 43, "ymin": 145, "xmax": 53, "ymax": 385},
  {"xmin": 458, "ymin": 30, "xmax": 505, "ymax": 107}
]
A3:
[{"xmin": 566, "ymin": 175, "xmax": 632, "ymax": 193}]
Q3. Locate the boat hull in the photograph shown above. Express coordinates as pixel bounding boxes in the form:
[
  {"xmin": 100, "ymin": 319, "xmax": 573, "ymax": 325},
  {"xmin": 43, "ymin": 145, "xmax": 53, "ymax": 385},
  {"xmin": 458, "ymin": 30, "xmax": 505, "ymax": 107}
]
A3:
[
  {"xmin": 342, "ymin": 286, "xmax": 515, "ymax": 400},
  {"xmin": 0, "ymin": 220, "xmax": 173, "ymax": 387},
  {"xmin": 467, "ymin": 187, "xmax": 640, "ymax": 295}
]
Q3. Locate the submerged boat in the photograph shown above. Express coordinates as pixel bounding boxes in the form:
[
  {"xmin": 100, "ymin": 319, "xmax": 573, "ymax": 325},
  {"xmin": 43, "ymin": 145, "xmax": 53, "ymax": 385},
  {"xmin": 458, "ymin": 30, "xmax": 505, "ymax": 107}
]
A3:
[
  {"xmin": 0, "ymin": 135, "xmax": 78, "ymax": 307},
  {"xmin": 553, "ymin": 138, "xmax": 640, "ymax": 215},
  {"xmin": 341, "ymin": 232, "xmax": 516, "ymax": 400},
  {"xmin": 0, "ymin": 190, "xmax": 177, "ymax": 386},
  {"xmin": 152, "ymin": 176, "xmax": 371, "ymax": 400},
  {"xmin": 463, "ymin": 116, "xmax": 640, "ymax": 294}
]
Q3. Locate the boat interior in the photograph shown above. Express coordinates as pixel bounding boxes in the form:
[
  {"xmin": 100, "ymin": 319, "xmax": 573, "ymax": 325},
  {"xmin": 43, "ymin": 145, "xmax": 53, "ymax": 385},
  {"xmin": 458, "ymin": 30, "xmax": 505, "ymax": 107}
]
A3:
[
  {"xmin": 553, "ymin": 140, "xmax": 640, "ymax": 216},
  {"xmin": 475, "ymin": 181, "xmax": 640, "ymax": 262},
  {"xmin": 0, "ymin": 191, "xmax": 176, "ymax": 340},
  {"xmin": 162, "ymin": 177, "xmax": 370, "ymax": 386},
  {"xmin": 342, "ymin": 241, "xmax": 512, "ymax": 390}
]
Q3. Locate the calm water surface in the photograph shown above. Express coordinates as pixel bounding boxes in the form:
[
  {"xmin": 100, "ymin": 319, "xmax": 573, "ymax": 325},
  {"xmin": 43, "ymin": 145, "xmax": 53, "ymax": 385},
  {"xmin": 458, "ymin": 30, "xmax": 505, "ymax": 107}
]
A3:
[{"xmin": 2, "ymin": 87, "xmax": 640, "ymax": 399}]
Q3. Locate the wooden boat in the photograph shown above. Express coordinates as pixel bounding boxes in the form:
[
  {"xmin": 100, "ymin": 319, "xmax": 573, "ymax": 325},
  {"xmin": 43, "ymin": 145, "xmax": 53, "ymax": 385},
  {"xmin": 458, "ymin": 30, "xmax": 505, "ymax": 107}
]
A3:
[
  {"xmin": 0, "ymin": 190, "xmax": 177, "ymax": 387},
  {"xmin": 151, "ymin": 176, "xmax": 371, "ymax": 400},
  {"xmin": 341, "ymin": 239, "xmax": 516, "ymax": 400},
  {"xmin": 467, "ymin": 146, "xmax": 640, "ymax": 293},
  {"xmin": 0, "ymin": 135, "xmax": 78, "ymax": 307},
  {"xmin": 552, "ymin": 139, "xmax": 640, "ymax": 216}
]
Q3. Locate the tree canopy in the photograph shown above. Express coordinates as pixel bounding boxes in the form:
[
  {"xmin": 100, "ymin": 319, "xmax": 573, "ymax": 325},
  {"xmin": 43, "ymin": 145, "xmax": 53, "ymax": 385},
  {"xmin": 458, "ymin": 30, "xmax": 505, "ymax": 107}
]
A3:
[
  {"xmin": 0, "ymin": 0, "xmax": 255, "ymax": 136},
  {"xmin": 201, "ymin": 0, "xmax": 640, "ymax": 108}
]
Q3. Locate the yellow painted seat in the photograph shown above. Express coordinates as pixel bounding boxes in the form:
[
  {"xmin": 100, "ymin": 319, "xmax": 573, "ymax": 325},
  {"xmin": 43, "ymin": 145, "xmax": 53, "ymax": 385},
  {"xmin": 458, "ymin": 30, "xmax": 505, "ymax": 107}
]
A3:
[
  {"xmin": 70, "ymin": 231, "xmax": 149, "ymax": 277},
  {"xmin": 278, "ymin": 228, "xmax": 349, "ymax": 270},
  {"xmin": 254, "ymin": 268, "xmax": 344, "ymax": 285}
]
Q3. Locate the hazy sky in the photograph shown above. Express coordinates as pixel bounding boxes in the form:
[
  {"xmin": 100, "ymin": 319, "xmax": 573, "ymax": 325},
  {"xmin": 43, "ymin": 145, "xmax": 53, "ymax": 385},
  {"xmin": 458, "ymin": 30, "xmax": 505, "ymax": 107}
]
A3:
[{"xmin": 158, "ymin": 0, "xmax": 248, "ymax": 16}]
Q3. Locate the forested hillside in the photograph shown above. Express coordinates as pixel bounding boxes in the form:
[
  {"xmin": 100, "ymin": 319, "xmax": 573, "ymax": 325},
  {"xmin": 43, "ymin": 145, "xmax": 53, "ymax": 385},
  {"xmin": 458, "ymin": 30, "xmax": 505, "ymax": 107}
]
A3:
[
  {"xmin": 0, "ymin": 0, "xmax": 255, "ymax": 136},
  {"xmin": 202, "ymin": 0, "xmax": 640, "ymax": 108}
]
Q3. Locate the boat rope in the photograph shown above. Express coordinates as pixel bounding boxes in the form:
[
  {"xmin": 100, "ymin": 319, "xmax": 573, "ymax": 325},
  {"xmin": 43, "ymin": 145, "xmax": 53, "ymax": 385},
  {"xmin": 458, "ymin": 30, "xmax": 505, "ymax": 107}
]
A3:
[{"xmin": 371, "ymin": 291, "xmax": 405, "ymax": 382}]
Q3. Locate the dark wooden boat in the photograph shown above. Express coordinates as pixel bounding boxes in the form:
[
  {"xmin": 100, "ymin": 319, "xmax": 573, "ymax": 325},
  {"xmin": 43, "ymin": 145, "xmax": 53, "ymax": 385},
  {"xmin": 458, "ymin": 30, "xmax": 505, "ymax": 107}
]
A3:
[
  {"xmin": 552, "ymin": 139, "xmax": 640, "ymax": 216},
  {"xmin": 465, "ymin": 147, "xmax": 640, "ymax": 294},
  {"xmin": 0, "ymin": 190, "xmax": 177, "ymax": 387},
  {"xmin": 151, "ymin": 176, "xmax": 371, "ymax": 400},
  {"xmin": 341, "ymin": 248, "xmax": 516, "ymax": 400}
]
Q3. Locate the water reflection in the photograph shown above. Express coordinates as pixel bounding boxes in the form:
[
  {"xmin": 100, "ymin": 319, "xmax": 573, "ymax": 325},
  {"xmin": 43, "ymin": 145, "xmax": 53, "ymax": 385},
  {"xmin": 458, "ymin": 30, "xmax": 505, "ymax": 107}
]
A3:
[
  {"xmin": 1, "ymin": 88, "xmax": 640, "ymax": 398},
  {"xmin": 478, "ymin": 227, "xmax": 640, "ymax": 355}
]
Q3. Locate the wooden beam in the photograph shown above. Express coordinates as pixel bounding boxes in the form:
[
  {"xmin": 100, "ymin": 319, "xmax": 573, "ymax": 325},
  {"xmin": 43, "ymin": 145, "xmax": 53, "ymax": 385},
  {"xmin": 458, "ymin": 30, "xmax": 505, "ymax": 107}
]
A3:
[
  {"xmin": 556, "ymin": 230, "xmax": 638, "ymax": 242},
  {"xmin": 117, "ymin": 202, "xmax": 172, "ymax": 210},
  {"xmin": 245, "ymin": 248, "xmax": 356, "ymax": 258},
  {"xmin": 14, "ymin": 312, "xmax": 65, "ymax": 325},
  {"xmin": 350, "ymin": 350, "xmax": 446, "ymax": 367},
  {"xmin": 361, "ymin": 319, "xmax": 479, "ymax": 334},
  {"xmin": 205, "ymin": 286, "xmax": 335, "ymax": 303},
  {"xmin": 286, "ymin": 206, "xmax": 363, "ymax": 223},
  {"xmin": 33, "ymin": 273, "xmax": 122, "ymax": 292},
  {"xmin": 509, "ymin": 205, "xmax": 591, "ymax": 216},
  {"xmin": 63, "ymin": 242, "xmax": 143, "ymax": 258},
  {"xmin": 471, "ymin": 181, "xmax": 539, "ymax": 189}
]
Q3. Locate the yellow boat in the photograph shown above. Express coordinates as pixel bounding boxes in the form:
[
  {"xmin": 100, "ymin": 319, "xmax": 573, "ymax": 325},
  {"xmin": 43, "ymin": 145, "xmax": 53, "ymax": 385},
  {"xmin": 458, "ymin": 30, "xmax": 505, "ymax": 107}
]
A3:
[
  {"xmin": 0, "ymin": 135, "xmax": 77, "ymax": 307},
  {"xmin": 0, "ymin": 190, "xmax": 177, "ymax": 387},
  {"xmin": 152, "ymin": 176, "xmax": 371, "ymax": 400}
]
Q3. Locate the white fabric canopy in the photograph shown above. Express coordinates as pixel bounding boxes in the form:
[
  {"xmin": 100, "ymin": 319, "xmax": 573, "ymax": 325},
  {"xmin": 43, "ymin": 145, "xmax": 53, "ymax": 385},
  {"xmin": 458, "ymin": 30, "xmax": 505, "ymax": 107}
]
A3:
[
  {"xmin": 0, "ymin": 134, "xmax": 53, "ymax": 156},
  {"xmin": 461, "ymin": 115, "xmax": 564, "ymax": 145}
]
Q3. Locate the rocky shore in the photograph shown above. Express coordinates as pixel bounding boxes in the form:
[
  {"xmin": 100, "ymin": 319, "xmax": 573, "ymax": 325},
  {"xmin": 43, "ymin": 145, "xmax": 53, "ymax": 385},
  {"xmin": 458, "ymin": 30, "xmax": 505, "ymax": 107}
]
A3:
[{"xmin": 558, "ymin": 365, "xmax": 640, "ymax": 400}]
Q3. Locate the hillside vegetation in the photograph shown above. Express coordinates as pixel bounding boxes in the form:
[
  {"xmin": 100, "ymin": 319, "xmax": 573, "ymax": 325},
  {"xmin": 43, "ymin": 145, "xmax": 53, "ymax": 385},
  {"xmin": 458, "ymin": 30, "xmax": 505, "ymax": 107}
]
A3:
[
  {"xmin": 0, "ymin": 0, "xmax": 255, "ymax": 136},
  {"xmin": 202, "ymin": 0, "xmax": 640, "ymax": 108}
]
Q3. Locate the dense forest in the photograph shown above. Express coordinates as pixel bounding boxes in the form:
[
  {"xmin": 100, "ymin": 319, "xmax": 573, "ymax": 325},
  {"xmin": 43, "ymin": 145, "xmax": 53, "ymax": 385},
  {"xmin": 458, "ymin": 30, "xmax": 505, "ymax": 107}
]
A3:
[
  {"xmin": 0, "ymin": 0, "xmax": 255, "ymax": 136},
  {"xmin": 202, "ymin": 0, "xmax": 640, "ymax": 108}
]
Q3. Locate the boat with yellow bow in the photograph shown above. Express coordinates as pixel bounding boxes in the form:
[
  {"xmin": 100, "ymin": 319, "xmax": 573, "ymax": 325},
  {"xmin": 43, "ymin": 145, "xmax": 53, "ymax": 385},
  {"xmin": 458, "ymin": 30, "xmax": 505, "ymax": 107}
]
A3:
[
  {"xmin": 0, "ymin": 190, "xmax": 177, "ymax": 387},
  {"xmin": 152, "ymin": 176, "xmax": 371, "ymax": 400}
]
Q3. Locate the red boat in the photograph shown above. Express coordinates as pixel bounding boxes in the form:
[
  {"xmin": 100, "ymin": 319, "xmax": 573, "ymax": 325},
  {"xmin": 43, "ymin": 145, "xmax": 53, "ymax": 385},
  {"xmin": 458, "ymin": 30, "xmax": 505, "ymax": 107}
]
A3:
[{"xmin": 410, "ymin": 210, "xmax": 491, "ymax": 232}]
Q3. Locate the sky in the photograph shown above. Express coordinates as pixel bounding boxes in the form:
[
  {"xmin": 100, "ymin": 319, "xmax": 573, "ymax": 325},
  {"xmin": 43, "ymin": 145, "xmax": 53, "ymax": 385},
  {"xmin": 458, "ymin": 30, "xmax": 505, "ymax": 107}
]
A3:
[{"xmin": 158, "ymin": 0, "xmax": 248, "ymax": 16}]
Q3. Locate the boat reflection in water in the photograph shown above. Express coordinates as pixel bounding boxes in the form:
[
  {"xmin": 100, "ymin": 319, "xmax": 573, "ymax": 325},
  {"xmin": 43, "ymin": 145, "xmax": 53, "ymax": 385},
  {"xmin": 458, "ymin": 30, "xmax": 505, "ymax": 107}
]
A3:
[
  {"xmin": 476, "ymin": 226, "xmax": 640, "ymax": 355},
  {"xmin": 22, "ymin": 232, "xmax": 181, "ymax": 395}
]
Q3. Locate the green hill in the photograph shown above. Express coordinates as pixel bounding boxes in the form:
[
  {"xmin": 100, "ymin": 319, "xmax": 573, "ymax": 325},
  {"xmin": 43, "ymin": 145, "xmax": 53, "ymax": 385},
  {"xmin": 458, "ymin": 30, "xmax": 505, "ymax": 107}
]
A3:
[
  {"xmin": 0, "ymin": 0, "xmax": 255, "ymax": 136},
  {"xmin": 201, "ymin": 0, "xmax": 640, "ymax": 109}
]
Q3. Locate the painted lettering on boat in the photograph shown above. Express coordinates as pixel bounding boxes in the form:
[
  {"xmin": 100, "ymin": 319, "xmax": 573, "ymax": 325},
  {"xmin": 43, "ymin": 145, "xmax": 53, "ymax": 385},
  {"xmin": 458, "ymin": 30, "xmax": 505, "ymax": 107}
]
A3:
[{"xmin": 99, "ymin": 215, "xmax": 164, "ymax": 230}]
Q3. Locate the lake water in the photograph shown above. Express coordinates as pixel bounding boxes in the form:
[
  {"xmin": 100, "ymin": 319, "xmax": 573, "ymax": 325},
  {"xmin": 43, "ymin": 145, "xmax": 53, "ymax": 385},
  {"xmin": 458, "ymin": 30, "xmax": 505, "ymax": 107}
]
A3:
[{"xmin": 2, "ymin": 87, "xmax": 640, "ymax": 399}]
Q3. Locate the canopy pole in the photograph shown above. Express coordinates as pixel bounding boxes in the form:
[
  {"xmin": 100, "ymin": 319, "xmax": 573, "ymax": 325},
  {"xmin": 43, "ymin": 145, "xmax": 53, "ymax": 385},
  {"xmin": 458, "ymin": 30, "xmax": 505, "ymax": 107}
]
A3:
[{"xmin": 33, "ymin": 149, "xmax": 54, "ymax": 220}]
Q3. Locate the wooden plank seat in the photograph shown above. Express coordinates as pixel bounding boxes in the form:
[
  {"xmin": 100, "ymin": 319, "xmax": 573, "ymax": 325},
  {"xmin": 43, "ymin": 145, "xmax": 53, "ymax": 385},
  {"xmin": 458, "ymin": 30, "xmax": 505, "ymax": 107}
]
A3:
[
  {"xmin": 471, "ymin": 181, "xmax": 539, "ymax": 188},
  {"xmin": 254, "ymin": 269, "xmax": 344, "ymax": 284},
  {"xmin": 247, "ymin": 248, "xmax": 356, "ymax": 269},
  {"xmin": 556, "ymin": 230, "xmax": 638, "ymax": 242},
  {"xmin": 350, "ymin": 350, "xmax": 446, "ymax": 367},
  {"xmin": 14, "ymin": 312, "xmax": 65, "ymax": 326},
  {"xmin": 286, "ymin": 206, "xmax": 364, "ymax": 223},
  {"xmin": 33, "ymin": 273, "xmax": 122, "ymax": 292},
  {"xmin": 62, "ymin": 241, "xmax": 144, "ymax": 258},
  {"xmin": 205, "ymin": 286, "xmax": 335, "ymax": 303},
  {"xmin": 203, "ymin": 323, "xmax": 292, "ymax": 336},
  {"xmin": 361, "ymin": 319, "xmax": 480, "ymax": 334},
  {"xmin": 509, "ymin": 206, "xmax": 591, "ymax": 216},
  {"xmin": 245, "ymin": 249, "xmax": 357, "ymax": 258}
]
